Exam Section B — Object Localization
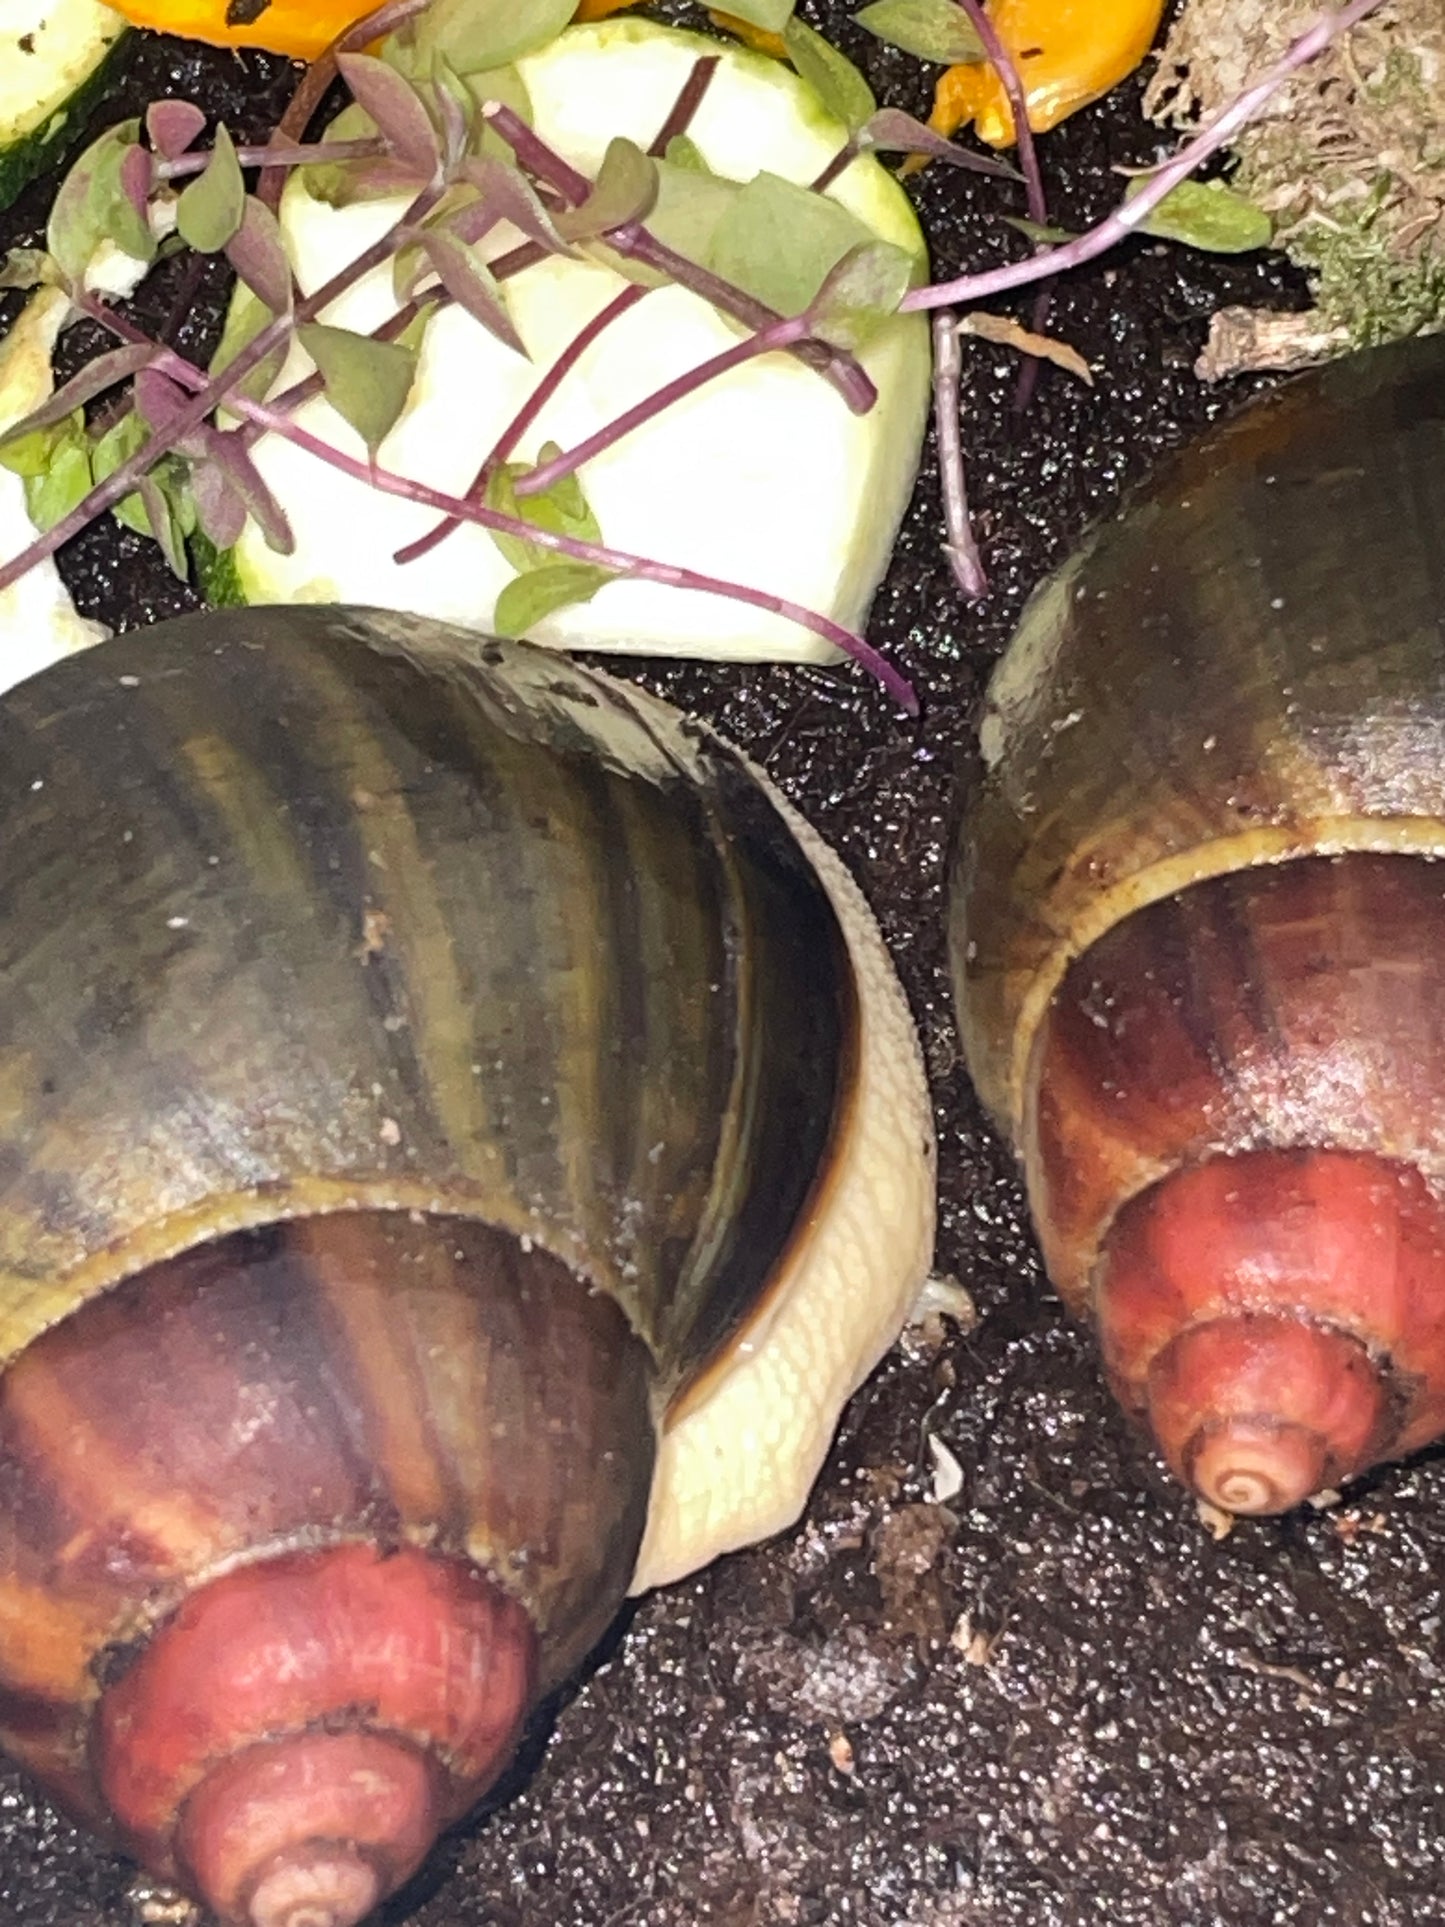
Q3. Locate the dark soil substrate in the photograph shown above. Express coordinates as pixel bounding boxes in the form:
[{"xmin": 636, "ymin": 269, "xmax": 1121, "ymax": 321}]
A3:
[{"xmin": 3, "ymin": 9, "xmax": 1443, "ymax": 1926}]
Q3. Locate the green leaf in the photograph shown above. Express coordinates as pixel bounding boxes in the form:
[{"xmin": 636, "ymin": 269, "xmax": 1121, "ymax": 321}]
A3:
[
  {"xmin": 176, "ymin": 123, "xmax": 246, "ymax": 254},
  {"xmin": 10, "ymin": 412, "xmax": 93, "ymax": 532},
  {"xmin": 209, "ymin": 286, "xmax": 287, "ymax": 408},
  {"xmin": 1126, "ymin": 177, "xmax": 1274, "ymax": 255},
  {"xmin": 645, "ymin": 156, "xmax": 742, "ymax": 267},
  {"xmin": 47, "ymin": 120, "xmax": 154, "ymax": 283},
  {"xmin": 557, "ymin": 137, "xmax": 658, "ymax": 242},
  {"xmin": 0, "ymin": 248, "xmax": 59, "ymax": 292},
  {"xmin": 90, "ymin": 412, "xmax": 196, "ymax": 553},
  {"xmin": 706, "ymin": 170, "xmax": 876, "ymax": 317},
  {"xmin": 494, "ymin": 562, "xmax": 613, "ymax": 637},
  {"xmin": 783, "ymin": 18, "xmax": 875, "ymax": 133},
  {"xmin": 853, "ymin": 0, "xmax": 985, "ymax": 66},
  {"xmin": 297, "ymin": 325, "xmax": 418, "ymax": 454},
  {"xmin": 663, "ymin": 134, "xmax": 708, "ymax": 174},
  {"xmin": 807, "ymin": 239, "xmax": 913, "ymax": 348},
  {"xmin": 91, "ymin": 410, "xmax": 151, "ymax": 535},
  {"xmin": 485, "ymin": 446, "xmax": 604, "ymax": 574},
  {"xmin": 717, "ymin": 0, "xmax": 795, "ymax": 32},
  {"xmin": 390, "ymin": 0, "xmax": 576, "ymax": 78},
  {"xmin": 1000, "ymin": 214, "xmax": 1076, "ymax": 245}
]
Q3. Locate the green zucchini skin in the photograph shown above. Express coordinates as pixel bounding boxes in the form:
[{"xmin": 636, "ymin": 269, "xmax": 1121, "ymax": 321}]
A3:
[{"xmin": 0, "ymin": 11, "xmax": 129, "ymax": 214}]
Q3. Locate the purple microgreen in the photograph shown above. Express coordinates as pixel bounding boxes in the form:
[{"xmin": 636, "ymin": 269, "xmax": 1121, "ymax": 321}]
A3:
[
  {"xmin": 455, "ymin": 154, "xmax": 574, "ymax": 254},
  {"xmin": 958, "ymin": 310, "xmax": 1092, "ymax": 383},
  {"xmin": 486, "ymin": 447, "xmax": 604, "ymax": 571},
  {"xmin": 137, "ymin": 472, "xmax": 192, "ymax": 580},
  {"xmin": 176, "ymin": 125, "xmax": 247, "ymax": 255},
  {"xmin": 396, "ymin": 281, "xmax": 645, "ymax": 567},
  {"xmin": 119, "ymin": 143, "xmax": 154, "ymax": 224},
  {"xmin": 556, "ymin": 138, "xmax": 659, "ymax": 243},
  {"xmin": 719, "ymin": 0, "xmax": 796, "ymax": 31},
  {"xmin": 648, "ymin": 56, "xmax": 721, "ymax": 156},
  {"xmin": 480, "ymin": 100, "xmax": 590, "ymax": 205},
  {"xmin": 297, "ymin": 324, "xmax": 419, "ymax": 453},
  {"xmin": 48, "ymin": 121, "xmax": 154, "ymax": 283},
  {"xmin": 783, "ymin": 18, "xmax": 876, "ymax": 134},
  {"xmin": 859, "ymin": 107, "xmax": 1018, "ymax": 179},
  {"xmin": 1124, "ymin": 176, "xmax": 1273, "ymax": 254},
  {"xmin": 903, "ymin": 0, "xmax": 1387, "ymax": 312},
  {"xmin": 134, "ymin": 366, "xmax": 197, "ymax": 437},
  {"xmin": 949, "ymin": 0, "xmax": 1048, "ymax": 416},
  {"xmin": 0, "ymin": 343, "xmax": 156, "ymax": 447},
  {"xmin": 146, "ymin": 100, "xmax": 207, "ymax": 162},
  {"xmin": 854, "ymin": 0, "xmax": 984, "ymax": 66},
  {"xmin": 400, "ymin": 228, "xmax": 526, "ymax": 354},
  {"xmin": 664, "ymin": 134, "xmax": 706, "ymax": 173},
  {"xmin": 494, "ymin": 562, "xmax": 614, "ymax": 637},
  {"xmin": 999, "ymin": 214, "xmax": 1074, "ymax": 245},
  {"xmin": 201, "ymin": 426, "xmax": 296, "ymax": 554},
  {"xmin": 806, "ymin": 241, "xmax": 914, "ymax": 352},
  {"xmin": 157, "ymin": 134, "xmax": 386, "ymax": 184},
  {"xmin": 706, "ymin": 171, "xmax": 880, "ymax": 318},
  {"xmin": 337, "ymin": 54, "xmax": 443, "ymax": 183},
  {"xmin": 225, "ymin": 197, "xmax": 294, "ymax": 317},
  {"xmin": 210, "ymin": 289, "xmax": 290, "ymax": 407},
  {"xmin": 428, "ymin": 59, "xmax": 475, "ymax": 174},
  {"xmin": 224, "ymin": 382, "xmax": 919, "ymax": 711},
  {"xmin": 391, "ymin": 0, "xmax": 577, "ymax": 79},
  {"xmin": 514, "ymin": 311, "xmax": 816, "ymax": 502},
  {"xmin": 930, "ymin": 309, "xmax": 986, "ymax": 599},
  {"xmin": 190, "ymin": 453, "xmax": 248, "ymax": 551}
]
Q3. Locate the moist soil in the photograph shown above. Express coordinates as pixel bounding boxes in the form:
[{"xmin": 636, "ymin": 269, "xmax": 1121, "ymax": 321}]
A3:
[{"xmin": 2, "ymin": 8, "xmax": 1443, "ymax": 1926}]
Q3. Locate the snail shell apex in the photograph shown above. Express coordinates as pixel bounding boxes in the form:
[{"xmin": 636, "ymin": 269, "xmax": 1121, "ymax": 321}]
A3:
[
  {"xmin": 0, "ymin": 607, "xmax": 935, "ymax": 1921},
  {"xmin": 950, "ymin": 333, "xmax": 1445, "ymax": 1515}
]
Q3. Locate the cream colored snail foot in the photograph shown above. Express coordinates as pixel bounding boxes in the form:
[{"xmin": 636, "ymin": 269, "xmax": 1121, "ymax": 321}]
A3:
[{"xmin": 0, "ymin": 606, "xmax": 934, "ymax": 1919}]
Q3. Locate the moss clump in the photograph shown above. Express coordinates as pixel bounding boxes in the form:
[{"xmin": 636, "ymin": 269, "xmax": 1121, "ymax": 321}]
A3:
[{"xmin": 1145, "ymin": 0, "xmax": 1444, "ymax": 352}]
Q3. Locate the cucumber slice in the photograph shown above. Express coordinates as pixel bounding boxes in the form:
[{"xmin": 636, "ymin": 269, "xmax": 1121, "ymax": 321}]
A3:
[
  {"xmin": 0, "ymin": 0, "xmax": 128, "ymax": 212},
  {"xmin": 224, "ymin": 18, "xmax": 932, "ymax": 665},
  {"xmin": 0, "ymin": 288, "xmax": 109, "ymax": 693}
]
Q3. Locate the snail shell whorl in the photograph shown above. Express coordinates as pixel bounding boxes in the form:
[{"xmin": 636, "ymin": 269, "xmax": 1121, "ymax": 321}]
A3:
[
  {"xmin": 950, "ymin": 333, "xmax": 1445, "ymax": 1511},
  {"xmin": 0, "ymin": 608, "xmax": 924, "ymax": 1921}
]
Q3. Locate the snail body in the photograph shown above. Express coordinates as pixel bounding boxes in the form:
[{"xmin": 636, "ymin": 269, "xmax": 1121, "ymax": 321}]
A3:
[
  {"xmin": 950, "ymin": 331, "xmax": 1445, "ymax": 1516},
  {"xmin": 0, "ymin": 606, "xmax": 935, "ymax": 1925}
]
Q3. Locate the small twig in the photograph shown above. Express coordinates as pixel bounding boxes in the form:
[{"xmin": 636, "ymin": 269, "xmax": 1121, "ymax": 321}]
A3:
[
  {"xmin": 931, "ymin": 310, "xmax": 986, "ymax": 597},
  {"xmin": 902, "ymin": 0, "xmax": 1389, "ymax": 312},
  {"xmin": 647, "ymin": 54, "xmax": 721, "ymax": 154},
  {"xmin": 158, "ymin": 137, "xmax": 385, "ymax": 181}
]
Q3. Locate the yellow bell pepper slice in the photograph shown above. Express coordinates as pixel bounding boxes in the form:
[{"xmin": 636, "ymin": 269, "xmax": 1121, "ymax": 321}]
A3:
[{"xmin": 928, "ymin": 0, "xmax": 1165, "ymax": 149}]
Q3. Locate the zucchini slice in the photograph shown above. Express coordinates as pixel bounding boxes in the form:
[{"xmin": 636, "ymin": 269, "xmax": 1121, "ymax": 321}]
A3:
[
  {"xmin": 218, "ymin": 18, "xmax": 933, "ymax": 665},
  {"xmin": 0, "ymin": 0, "xmax": 129, "ymax": 211}
]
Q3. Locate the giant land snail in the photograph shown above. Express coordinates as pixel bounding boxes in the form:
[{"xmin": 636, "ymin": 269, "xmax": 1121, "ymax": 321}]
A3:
[
  {"xmin": 951, "ymin": 329, "xmax": 1445, "ymax": 1519},
  {"xmin": 0, "ymin": 606, "xmax": 936, "ymax": 1927}
]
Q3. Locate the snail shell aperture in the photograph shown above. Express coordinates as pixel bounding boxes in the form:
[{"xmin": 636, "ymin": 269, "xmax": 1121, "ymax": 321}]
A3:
[
  {"xmin": 0, "ymin": 606, "xmax": 935, "ymax": 1926},
  {"xmin": 950, "ymin": 331, "xmax": 1445, "ymax": 1518}
]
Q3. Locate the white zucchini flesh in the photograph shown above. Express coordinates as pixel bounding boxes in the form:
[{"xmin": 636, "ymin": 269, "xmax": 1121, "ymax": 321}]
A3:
[
  {"xmin": 0, "ymin": 289, "xmax": 108, "ymax": 695},
  {"xmin": 230, "ymin": 18, "xmax": 933, "ymax": 664},
  {"xmin": 0, "ymin": 0, "xmax": 127, "ymax": 205}
]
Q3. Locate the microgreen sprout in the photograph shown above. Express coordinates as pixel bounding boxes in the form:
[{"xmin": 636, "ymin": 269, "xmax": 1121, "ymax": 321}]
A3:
[{"xmin": 0, "ymin": 0, "xmax": 1392, "ymax": 714}]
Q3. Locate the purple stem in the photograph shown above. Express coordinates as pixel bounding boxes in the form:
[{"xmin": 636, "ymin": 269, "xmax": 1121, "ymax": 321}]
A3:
[
  {"xmin": 393, "ymin": 283, "xmax": 646, "ymax": 563},
  {"xmin": 157, "ymin": 137, "xmax": 385, "ymax": 181},
  {"xmin": 901, "ymin": 0, "xmax": 1388, "ymax": 312},
  {"xmin": 931, "ymin": 310, "xmax": 986, "ymax": 598},
  {"xmin": 514, "ymin": 314, "xmax": 815, "ymax": 500},
  {"xmin": 951, "ymin": 0, "xmax": 1051, "ymax": 415},
  {"xmin": 481, "ymin": 99, "xmax": 876, "ymax": 414},
  {"xmin": 0, "ymin": 182, "xmax": 443, "ymax": 596},
  {"xmin": 229, "ymin": 389, "xmax": 918, "ymax": 714}
]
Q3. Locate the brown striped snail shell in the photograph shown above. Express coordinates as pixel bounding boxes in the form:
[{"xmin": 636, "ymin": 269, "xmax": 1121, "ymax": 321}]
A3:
[
  {"xmin": 0, "ymin": 606, "xmax": 935, "ymax": 1927},
  {"xmin": 950, "ymin": 331, "xmax": 1445, "ymax": 1520}
]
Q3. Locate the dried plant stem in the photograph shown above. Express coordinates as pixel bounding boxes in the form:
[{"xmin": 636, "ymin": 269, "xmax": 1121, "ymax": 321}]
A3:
[
  {"xmin": 903, "ymin": 0, "xmax": 1390, "ymax": 312},
  {"xmin": 931, "ymin": 310, "xmax": 986, "ymax": 598}
]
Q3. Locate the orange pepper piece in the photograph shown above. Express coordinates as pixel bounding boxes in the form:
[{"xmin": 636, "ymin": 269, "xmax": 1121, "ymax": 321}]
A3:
[
  {"xmin": 572, "ymin": 0, "xmax": 650, "ymax": 20},
  {"xmin": 707, "ymin": 10, "xmax": 787, "ymax": 58},
  {"xmin": 928, "ymin": 0, "xmax": 1166, "ymax": 149},
  {"xmin": 104, "ymin": 0, "xmax": 383, "ymax": 60}
]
